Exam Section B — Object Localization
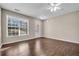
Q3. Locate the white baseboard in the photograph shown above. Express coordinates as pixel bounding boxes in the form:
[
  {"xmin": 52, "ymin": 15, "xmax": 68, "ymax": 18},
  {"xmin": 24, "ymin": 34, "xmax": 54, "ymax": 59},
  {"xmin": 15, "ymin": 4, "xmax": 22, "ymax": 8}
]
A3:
[
  {"xmin": 2, "ymin": 36, "xmax": 79, "ymax": 46},
  {"xmin": 44, "ymin": 37, "xmax": 79, "ymax": 44},
  {"xmin": 2, "ymin": 37, "xmax": 40, "ymax": 45}
]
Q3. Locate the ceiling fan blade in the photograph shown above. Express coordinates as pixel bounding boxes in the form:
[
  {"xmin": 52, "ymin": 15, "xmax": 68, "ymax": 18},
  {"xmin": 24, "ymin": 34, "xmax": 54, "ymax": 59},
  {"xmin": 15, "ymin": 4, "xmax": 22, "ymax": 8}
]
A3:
[
  {"xmin": 54, "ymin": 7, "xmax": 61, "ymax": 11},
  {"xmin": 54, "ymin": 7, "xmax": 57, "ymax": 11},
  {"xmin": 55, "ymin": 3, "xmax": 61, "ymax": 6},
  {"xmin": 50, "ymin": 8, "xmax": 53, "ymax": 12},
  {"xmin": 50, "ymin": 3, "xmax": 54, "ymax": 6}
]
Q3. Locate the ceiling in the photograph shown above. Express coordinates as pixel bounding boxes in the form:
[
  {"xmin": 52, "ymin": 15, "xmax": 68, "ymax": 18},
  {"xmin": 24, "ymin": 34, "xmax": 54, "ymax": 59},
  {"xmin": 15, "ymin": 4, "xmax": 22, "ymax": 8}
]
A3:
[{"xmin": 0, "ymin": 3, "xmax": 79, "ymax": 20}]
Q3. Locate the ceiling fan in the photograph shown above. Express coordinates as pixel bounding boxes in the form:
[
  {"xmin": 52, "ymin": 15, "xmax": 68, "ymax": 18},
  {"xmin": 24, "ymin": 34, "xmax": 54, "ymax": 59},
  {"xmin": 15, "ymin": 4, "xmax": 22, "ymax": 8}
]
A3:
[{"xmin": 48, "ymin": 3, "xmax": 61, "ymax": 12}]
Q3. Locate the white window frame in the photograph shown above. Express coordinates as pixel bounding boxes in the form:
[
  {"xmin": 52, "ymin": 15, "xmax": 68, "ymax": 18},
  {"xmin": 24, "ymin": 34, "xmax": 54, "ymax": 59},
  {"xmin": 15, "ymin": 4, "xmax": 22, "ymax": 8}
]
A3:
[{"xmin": 6, "ymin": 15, "xmax": 29, "ymax": 37}]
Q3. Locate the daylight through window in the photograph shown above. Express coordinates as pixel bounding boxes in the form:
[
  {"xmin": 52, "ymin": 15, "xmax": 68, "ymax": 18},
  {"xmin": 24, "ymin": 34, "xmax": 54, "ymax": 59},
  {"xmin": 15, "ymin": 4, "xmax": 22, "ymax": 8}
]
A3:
[{"xmin": 7, "ymin": 15, "xmax": 29, "ymax": 37}]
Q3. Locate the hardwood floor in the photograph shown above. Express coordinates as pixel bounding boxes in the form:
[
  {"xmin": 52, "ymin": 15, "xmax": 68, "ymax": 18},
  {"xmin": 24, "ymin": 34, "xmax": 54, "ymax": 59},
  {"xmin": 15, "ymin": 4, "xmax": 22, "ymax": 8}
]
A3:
[
  {"xmin": 0, "ymin": 37, "xmax": 79, "ymax": 56},
  {"xmin": 0, "ymin": 38, "xmax": 45, "ymax": 56}
]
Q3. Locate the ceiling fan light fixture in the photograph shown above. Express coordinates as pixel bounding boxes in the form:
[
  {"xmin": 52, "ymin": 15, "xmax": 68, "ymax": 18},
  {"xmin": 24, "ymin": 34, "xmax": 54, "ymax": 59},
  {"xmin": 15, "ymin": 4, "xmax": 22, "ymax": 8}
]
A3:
[{"xmin": 48, "ymin": 3, "xmax": 61, "ymax": 12}]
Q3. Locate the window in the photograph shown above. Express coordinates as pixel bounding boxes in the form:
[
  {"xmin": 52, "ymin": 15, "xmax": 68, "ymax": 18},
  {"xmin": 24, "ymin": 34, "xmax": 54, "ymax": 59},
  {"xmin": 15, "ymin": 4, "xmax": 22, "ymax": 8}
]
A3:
[{"xmin": 6, "ymin": 15, "xmax": 29, "ymax": 37}]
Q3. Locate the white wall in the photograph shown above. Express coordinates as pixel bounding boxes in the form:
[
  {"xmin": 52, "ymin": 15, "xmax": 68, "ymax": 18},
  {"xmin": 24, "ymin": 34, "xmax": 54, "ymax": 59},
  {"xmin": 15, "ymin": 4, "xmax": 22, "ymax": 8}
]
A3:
[
  {"xmin": 0, "ymin": 8, "xmax": 1, "ymax": 48},
  {"xmin": 1, "ymin": 9, "xmax": 42, "ymax": 44},
  {"xmin": 44, "ymin": 11, "xmax": 79, "ymax": 43},
  {"xmin": 35, "ymin": 19, "xmax": 42, "ymax": 37}
]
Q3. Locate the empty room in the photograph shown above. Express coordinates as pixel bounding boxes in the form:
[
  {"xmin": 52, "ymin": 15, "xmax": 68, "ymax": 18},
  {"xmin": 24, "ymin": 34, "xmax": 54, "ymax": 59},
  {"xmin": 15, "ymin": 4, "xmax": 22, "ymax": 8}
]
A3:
[{"xmin": 0, "ymin": 3, "xmax": 79, "ymax": 56}]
